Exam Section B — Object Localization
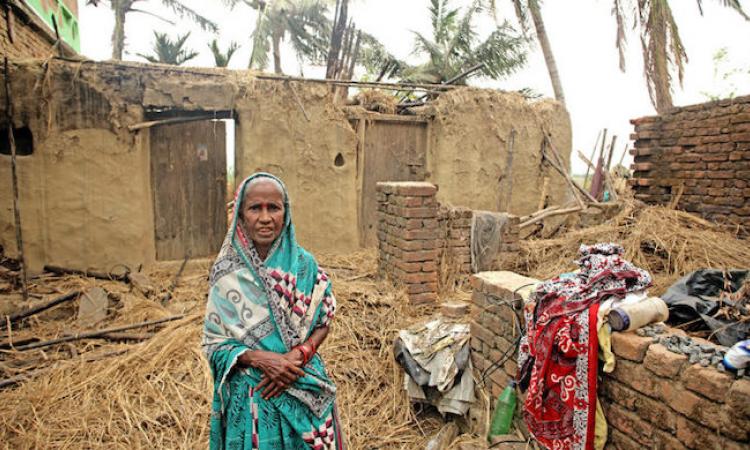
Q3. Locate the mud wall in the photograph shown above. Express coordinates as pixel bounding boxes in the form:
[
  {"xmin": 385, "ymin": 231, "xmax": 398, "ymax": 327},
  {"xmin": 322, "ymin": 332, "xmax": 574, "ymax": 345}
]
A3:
[
  {"xmin": 0, "ymin": 60, "xmax": 153, "ymax": 273},
  {"xmin": 427, "ymin": 89, "xmax": 572, "ymax": 216},
  {"xmin": 234, "ymin": 81, "xmax": 360, "ymax": 253},
  {"xmin": 0, "ymin": 59, "xmax": 360, "ymax": 272},
  {"xmin": 1, "ymin": 59, "xmax": 571, "ymax": 272}
]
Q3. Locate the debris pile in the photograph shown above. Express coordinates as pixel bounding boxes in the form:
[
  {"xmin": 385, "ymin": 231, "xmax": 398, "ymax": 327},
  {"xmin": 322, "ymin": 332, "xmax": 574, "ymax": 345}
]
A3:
[
  {"xmin": 0, "ymin": 251, "xmax": 451, "ymax": 449},
  {"xmin": 515, "ymin": 200, "xmax": 750, "ymax": 295}
]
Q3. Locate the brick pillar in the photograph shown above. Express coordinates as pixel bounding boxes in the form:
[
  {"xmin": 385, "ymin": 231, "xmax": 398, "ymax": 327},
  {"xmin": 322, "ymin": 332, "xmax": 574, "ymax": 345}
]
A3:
[
  {"xmin": 376, "ymin": 182, "xmax": 439, "ymax": 304},
  {"xmin": 438, "ymin": 207, "xmax": 473, "ymax": 275}
]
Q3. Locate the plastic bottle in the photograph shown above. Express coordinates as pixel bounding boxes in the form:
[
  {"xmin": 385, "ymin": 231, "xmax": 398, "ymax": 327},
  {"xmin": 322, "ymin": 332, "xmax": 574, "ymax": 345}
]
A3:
[
  {"xmin": 723, "ymin": 339, "xmax": 750, "ymax": 371},
  {"xmin": 608, "ymin": 297, "xmax": 669, "ymax": 332},
  {"xmin": 487, "ymin": 380, "xmax": 517, "ymax": 442}
]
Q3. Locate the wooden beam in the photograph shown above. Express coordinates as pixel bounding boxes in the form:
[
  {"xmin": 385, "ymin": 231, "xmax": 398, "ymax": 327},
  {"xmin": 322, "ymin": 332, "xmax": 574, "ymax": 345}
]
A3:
[
  {"xmin": 13, "ymin": 315, "xmax": 185, "ymax": 351},
  {"xmin": 128, "ymin": 115, "xmax": 221, "ymax": 132}
]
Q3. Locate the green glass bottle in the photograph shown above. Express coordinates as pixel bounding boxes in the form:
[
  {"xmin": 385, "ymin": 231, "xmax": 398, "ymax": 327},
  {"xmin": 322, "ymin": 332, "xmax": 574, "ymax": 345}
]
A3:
[{"xmin": 487, "ymin": 380, "xmax": 517, "ymax": 442}]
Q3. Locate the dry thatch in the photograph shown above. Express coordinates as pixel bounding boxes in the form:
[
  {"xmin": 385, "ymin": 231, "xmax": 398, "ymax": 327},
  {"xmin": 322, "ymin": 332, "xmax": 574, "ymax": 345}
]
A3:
[
  {"xmin": 514, "ymin": 201, "xmax": 750, "ymax": 295},
  {"xmin": 0, "ymin": 250, "xmax": 455, "ymax": 449},
  {"xmin": 351, "ymin": 89, "xmax": 399, "ymax": 114}
]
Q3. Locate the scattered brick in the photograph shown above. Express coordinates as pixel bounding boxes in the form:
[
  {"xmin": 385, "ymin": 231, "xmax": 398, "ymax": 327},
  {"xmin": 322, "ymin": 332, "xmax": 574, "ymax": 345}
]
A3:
[{"xmin": 611, "ymin": 331, "xmax": 653, "ymax": 362}]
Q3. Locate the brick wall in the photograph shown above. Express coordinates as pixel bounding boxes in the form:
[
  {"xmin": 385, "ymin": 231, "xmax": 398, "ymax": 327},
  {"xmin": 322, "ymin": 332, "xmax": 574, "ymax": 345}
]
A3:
[
  {"xmin": 470, "ymin": 271, "xmax": 750, "ymax": 449},
  {"xmin": 376, "ymin": 182, "xmax": 440, "ymax": 304},
  {"xmin": 0, "ymin": 1, "xmax": 73, "ymax": 59},
  {"xmin": 438, "ymin": 206, "xmax": 473, "ymax": 275},
  {"xmin": 438, "ymin": 208, "xmax": 521, "ymax": 276},
  {"xmin": 630, "ymin": 95, "xmax": 750, "ymax": 232},
  {"xmin": 377, "ymin": 182, "xmax": 522, "ymax": 303}
]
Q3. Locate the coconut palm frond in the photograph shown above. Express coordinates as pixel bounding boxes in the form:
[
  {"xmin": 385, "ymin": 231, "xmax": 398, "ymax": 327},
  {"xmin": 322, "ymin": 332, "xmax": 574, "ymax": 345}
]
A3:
[
  {"xmin": 209, "ymin": 39, "xmax": 240, "ymax": 67},
  {"xmin": 638, "ymin": 0, "xmax": 683, "ymax": 112},
  {"xmin": 469, "ymin": 22, "xmax": 527, "ymax": 79},
  {"xmin": 613, "ymin": 0, "xmax": 628, "ymax": 71},
  {"xmin": 249, "ymin": 10, "xmax": 272, "ymax": 69},
  {"xmin": 137, "ymin": 31, "xmax": 199, "ymax": 66},
  {"xmin": 157, "ymin": 0, "xmax": 219, "ymax": 32},
  {"xmin": 710, "ymin": 0, "xmax": 749, "ymax": 19},
  {"xmin": 358, "ymin": 32, "xmax": 408, "ymax": 81},
  {"xmin": 405, "ymin": 0, "xmax": 526, "ymax": 84}
]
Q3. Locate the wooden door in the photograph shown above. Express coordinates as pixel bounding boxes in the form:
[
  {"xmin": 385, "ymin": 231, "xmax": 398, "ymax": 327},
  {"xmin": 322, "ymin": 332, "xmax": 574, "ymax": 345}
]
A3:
[
  {"xmin": 360, "ymin": 118, "xmax": 428, "ymax": 246},
  {"xmin": 150, "ymin": 120, "xmax": 227, "ymax": 260}
]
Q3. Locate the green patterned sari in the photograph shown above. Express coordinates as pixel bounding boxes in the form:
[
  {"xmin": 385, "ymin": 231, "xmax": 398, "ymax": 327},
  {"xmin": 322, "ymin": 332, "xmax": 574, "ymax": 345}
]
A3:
[{"xmin": 202, "ymin": 173, "xmax": 343, "ymax": 450}]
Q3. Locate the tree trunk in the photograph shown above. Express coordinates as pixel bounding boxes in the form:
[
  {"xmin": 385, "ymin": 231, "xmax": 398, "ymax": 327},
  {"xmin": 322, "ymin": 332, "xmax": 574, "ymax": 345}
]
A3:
[
  {"xmin": 111, "ymin": 0, "xmax": 128, "ymax": 60},
  {"xmin": 272, "ymin": 29, "xmax": 283, "ymax": 74},
  {"xmin": 326, "ymin": 0, "xmax": 348, "ymax": 79},
  {"xmin": 528, "ymin": 0, "xmax": 565, "ymax": 106},
  {"xmin": 649, "ymin": 6, "xmax": 673, "ymax": 114}
]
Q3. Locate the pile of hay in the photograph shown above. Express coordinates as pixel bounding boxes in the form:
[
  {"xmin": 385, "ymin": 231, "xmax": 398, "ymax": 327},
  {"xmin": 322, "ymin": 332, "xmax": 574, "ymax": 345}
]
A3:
[
  {"xmin": 0, "ymin": 251, "xmax": 447, "ymax": 449},
  {"xmin": 514, "ymin": 201, "xmax": 750, "ymax": 295},
  {"xmin": 352, "ymin": 89, "xmax": 399, "ymax": 114}
]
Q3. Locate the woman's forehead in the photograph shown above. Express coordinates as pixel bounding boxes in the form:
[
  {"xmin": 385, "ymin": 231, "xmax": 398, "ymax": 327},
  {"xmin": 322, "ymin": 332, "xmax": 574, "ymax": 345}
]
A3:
[{"xmin": 244, "ymin": 178, "xmax": 284, "ymax": 200}]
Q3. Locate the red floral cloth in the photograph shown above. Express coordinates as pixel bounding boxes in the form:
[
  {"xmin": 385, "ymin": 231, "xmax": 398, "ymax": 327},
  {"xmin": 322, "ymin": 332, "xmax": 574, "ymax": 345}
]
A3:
[{"xmin": 518, "ymin": 244, "xmax": 651, "ymax": 450}]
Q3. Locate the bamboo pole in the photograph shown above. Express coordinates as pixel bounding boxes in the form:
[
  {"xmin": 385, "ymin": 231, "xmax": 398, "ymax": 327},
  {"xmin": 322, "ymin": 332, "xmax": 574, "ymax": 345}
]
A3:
[
  {"xmin": 582, "ymin": 129, "xmax": 602, "ymax": 189},
  {"xmin": 13, "ymin": 315, "xmax": 185, "ymax": 351},
  {"xmin": 4, "ymin": 291, "xmax": 81, "ymax": 324},
  {"xmin": 254, "ymin": 74, "xmax": 459, "ymax": 92},
  {"xmin": 3, "ymin": 58, "xmax": 28, "ymax": 301},
  {"xmin": 520, "ymin": 206, "xmax": 583, "ymax": 229}
]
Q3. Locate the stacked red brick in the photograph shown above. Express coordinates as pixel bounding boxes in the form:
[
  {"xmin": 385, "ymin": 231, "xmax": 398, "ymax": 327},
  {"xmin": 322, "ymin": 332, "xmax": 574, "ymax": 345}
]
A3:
[
  {"xmin": 438, "ymin": 208, "xmax": 522, "ymax": 276},
  {"xmin": 438, "ymin": 206, "xmax": 473, "ymax": 274},
  {"xmin": 630, "ymin": 95, "xmax": 750, "ymax": 232},
  {"xmin": 604, "ymin": 333, "xmax": 749, "ymax": 450},
  {"xmin": 469, "ymin": 271, "xmax": 750, "ymax": 449},
  {"xmin": 1, "ymin": 2, "xmax": 66, "ymax": 59},
  {"xmin": 469, "ymin": 272, "xmax": 536, "ymax": 399},
  {"xmin": 376, "ymin": 182, "xmax": 439, "ymax": 303}
]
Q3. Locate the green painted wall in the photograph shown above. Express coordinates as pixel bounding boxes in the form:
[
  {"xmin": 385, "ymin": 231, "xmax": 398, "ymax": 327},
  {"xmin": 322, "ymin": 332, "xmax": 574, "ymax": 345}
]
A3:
[{"xmin": 23, "ymin": 0, "xmax": 80, "ymax": 52}]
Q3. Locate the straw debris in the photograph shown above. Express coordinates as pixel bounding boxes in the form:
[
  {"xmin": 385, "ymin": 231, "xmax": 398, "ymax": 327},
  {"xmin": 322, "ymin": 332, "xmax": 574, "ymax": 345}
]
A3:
[
  {"xmin": 0, "ymin": 250, "xmax": 450, "ymax": 449},
  {"xmin": 513, "ymin": 200, "xmax": 750, "ymax": 295}
]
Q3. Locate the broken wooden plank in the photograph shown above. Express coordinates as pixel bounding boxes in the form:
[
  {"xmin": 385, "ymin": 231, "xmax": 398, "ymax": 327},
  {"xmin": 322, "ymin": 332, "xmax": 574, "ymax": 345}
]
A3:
[
  {"xmin": 12, "ymin": 315, "xmax": 185, "ymax": 351},
  {"xmin": 44, "ymin": 265, "xmax": 129, "ymax": 281},
  {"xmin": 4, "ymin": 291, "xmax": 81, "ymax": 324}
]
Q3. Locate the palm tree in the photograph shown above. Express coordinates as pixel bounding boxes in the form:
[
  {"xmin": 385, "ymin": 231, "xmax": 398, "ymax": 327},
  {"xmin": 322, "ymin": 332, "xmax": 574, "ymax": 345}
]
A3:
[
  {"xmin": 399, "ymin": 0, "xmax": 527, "ymax": 84},
  {"xmin": 223, "ymin": 0, "xmax": 331, "ymax": 73},
  {"xmin": 613, "ymin": 0, "xmax": 748, "ymax": 113},
  {"xmin": 209, "ymin": 39, "xmax": 240, "ymax": 67},
  {"xmin": 501, "ymin": 0, "xmax": 565, "ymax": 105},
  {"xmin": 86, "ymin": 0, "xmax": 218, "ymax": 60},
  {"xmin": 137, "ymin": 31, "xmax": 199, "ymax": 65}
]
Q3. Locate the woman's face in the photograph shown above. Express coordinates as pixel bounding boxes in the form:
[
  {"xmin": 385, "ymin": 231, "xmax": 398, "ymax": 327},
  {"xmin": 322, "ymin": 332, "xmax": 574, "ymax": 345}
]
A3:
[{"xmin": 241, "ymin": 179, "xmax": 285, "ymax": 253}]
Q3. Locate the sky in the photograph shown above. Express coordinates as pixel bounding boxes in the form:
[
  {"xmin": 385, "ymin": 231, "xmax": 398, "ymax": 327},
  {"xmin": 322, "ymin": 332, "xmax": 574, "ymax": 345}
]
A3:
[{"xmin": 78, "ymin": 0, "xmax": 750, "ymax": 174}]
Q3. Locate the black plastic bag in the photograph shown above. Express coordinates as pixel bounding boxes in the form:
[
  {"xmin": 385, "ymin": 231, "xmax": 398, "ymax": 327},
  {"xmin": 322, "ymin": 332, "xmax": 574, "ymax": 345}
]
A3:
[{"xmin": 662, "ymin": 269, "xmax": 749, "ymax": 346}]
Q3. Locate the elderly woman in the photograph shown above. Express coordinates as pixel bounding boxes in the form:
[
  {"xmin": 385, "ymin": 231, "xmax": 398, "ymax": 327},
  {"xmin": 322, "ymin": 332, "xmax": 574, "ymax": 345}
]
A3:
[{"xmin": 202, "ymin": 173, "xmax": 343, "ymax": 449}]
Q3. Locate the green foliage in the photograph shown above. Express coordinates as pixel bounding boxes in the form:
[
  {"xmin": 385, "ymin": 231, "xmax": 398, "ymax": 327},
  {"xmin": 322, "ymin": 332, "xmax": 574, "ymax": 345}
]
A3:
[
  {"xmin": 701, "ymin": 47, "xmax": 750, "ymax": 101},
  {"xmin": 400, "ymin": 0, "xmax": 527, "ymax": 84},
  {"xmin": 224, "ymin": 0, "xmax": 331, "ymax": 72},
  {"xmin": 137, "ymin": 31, "xmax": 199, "ymax": 65},
  {"xmin": 209, "ymin": 39, "xmax": 240, "ymax": 67}
]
